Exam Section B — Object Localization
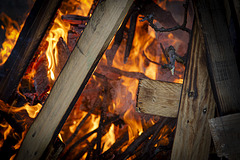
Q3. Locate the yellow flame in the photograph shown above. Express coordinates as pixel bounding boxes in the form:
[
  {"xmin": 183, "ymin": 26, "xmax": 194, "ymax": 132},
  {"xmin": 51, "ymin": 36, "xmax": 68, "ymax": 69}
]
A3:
[
  {"xmin": 9, "ymin": 103, "xmax": 42, "ymax": 119},
  {"xmin": 45, "ymin": 11, "xmax": 70, "ymax": 81},
  {"xmin": 0, "ymin": 12, "xmax": 23, "ymax": 65},
  {"xmin": 101, "ymin": 124, "xmax": 115, "ymax": 153}
]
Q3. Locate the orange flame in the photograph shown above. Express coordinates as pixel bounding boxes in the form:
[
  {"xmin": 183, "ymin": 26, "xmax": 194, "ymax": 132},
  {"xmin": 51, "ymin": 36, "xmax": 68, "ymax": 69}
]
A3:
[
  {"xmin": 0, "ymin": 12, "xmax": 23, "ymax": 65},
  {"xmin": 45, "ymin": 11, "xmax": 70, "ymax": 81}
]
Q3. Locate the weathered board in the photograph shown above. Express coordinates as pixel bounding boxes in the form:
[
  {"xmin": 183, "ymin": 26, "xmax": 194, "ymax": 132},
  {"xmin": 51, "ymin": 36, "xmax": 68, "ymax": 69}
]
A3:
[
  {"xmin": 15, "ymin": 0, "xmax": 133, "ymax": 159},
  {"xmin": 209, "ymin": 113, "xmax": 240, "ymax": 159},
  {"xmin": 196, "ymin": 0, "xmax": 240, "ymax": 115},
  {"xmin": 171, "ymin": 19, "xmax": 216, "ymax": 160},
  {"xmin": 137, "ymin": 79, "xmax": 182, "ymax": 118}
]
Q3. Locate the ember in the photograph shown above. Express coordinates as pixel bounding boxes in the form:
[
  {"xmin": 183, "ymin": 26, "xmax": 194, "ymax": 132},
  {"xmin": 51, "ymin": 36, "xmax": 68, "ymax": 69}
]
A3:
[{"xmin": 0, "ymin": 0, "xmax": 194, "ymax": 159}]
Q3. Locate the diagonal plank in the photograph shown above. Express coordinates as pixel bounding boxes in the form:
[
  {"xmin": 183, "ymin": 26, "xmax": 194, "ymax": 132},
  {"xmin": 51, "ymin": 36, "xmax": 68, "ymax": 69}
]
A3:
[
  {"xmin": 16, "ymin": 0, "xmax": 133, "ymax": 159},
  {"xmin": 171, "ymin": 18, "xmax": 216, "ymax": 160}
]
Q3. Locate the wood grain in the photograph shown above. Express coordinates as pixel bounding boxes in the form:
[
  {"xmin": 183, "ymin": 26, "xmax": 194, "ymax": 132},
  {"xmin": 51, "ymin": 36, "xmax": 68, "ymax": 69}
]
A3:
[
  {"xmin": 137, "ymin": 79, "xmax": 182, "ymax": 118},
  {"xmin": 209, "ymin": 113, "xmax": 240, "ymax": 159},
  {"xmin": 196, "ymin": 0, "xmax": 240, "ymax": 115},
  {"xmin": 15, "ymin": 0, "xmax": 133, "ymax": 159},
  {"xmin": 171, "ymin": 19, "xmax": 216, "ymax": 160}
]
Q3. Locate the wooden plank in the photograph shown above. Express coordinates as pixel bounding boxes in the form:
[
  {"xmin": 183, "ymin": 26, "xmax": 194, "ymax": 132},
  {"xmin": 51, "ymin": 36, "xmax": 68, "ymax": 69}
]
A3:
[
  {"xmin": 171, "ymin": 19, "xmax": 216, "ymax": 160},
  {"xmin": 209, "ymin": 113, "xmax": 240, "ymax": 159},
  {"xmin": 0, "ymin": 0, "xmax": 63, "ymax": 102},
  {"xmin": 233, "ymin": 0, "xmax": 240, "ymax": 28},
  {"xmin": 136, "ymin": 79, "xmax": 182, "ymax": 118},
  {"xmin": 15, "ymin": 0, "xmax": 133, "ymax": 159},
  {"xmin": 196, "ymin": 0, "xmax": 240, "ymax": 115}
]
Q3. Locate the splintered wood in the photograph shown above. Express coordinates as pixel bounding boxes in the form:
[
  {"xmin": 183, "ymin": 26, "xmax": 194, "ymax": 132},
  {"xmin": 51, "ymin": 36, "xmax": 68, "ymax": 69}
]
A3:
[
  {"xmin": 171, "ymin": 19, "xmax": 216, "ymax": 160},
  {"xmin": 209, "ymin": 113, "xmax": 240, "ymax": 159},
  {"xmin": 137, "ymin": 79, "xmax": 182, "ymax": 118},
  {"xmin": 16, "ymin": 0, "xmax": 133, "ymax": 159}
]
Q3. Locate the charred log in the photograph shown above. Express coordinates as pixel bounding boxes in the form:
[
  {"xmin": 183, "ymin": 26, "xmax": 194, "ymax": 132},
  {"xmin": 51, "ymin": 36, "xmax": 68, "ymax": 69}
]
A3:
[{"xmin": 0, "ymin": 0, "xmax": 64, "ymax": 102}]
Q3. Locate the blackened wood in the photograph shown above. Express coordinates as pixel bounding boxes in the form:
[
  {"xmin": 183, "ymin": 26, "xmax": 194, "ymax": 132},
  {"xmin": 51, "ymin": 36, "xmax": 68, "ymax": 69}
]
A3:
[
  {"xmin": 61, "ymin": 15, "xmax": 89, "ymax": 24},
  {"xmin": 196, "ymin": 0, "xmax": 240, "ymax": 115},
  {"xmin": 33, "ymin": 55, "xmax": 50, "ymax": 101},
  {"xmin": 0, "ymin": 101, "xmax": 24, "ymax": 134},
  {"xmin": 171, "ymin": 19, "xmax": 216, "ymax": 160},
  {"xmin": 124, "ymin": 11, "xmax": 138, "ymax": 63},
  {"xmin": 0, "ymin": 110, "xmax": 24, "ymax": 134},
  {"xmin": 65, "ymin": 98, "xmax": 101, "ymax": 145},
  {"xmin": 139, "ymin": 0, "xmax": 188, "ymax": 41},
  {"xmin": 63, "ymin": 116, "xmax": 120, "ymax": 158},
  {"xmin": 100, "ymin": 66, "xmax": 151, "ymax": 80},
  {"xmin": 41, "ymin": 138, "xmax": 65, "ymax": 160},
  {"xmin": 106, "ymin": 2, "xmax": 137, "ymax": 66},
  {"xmin": 101, "ymin": 132, "xmax": 129, "ymax": 159},
  {"xmin": 0, "ymin": 131, "xmax": 21, "ymax": 160},
  {"xmin": 16, "ymin": 1, "xmax": 133, "ymax": 159},
  {"xmin": 0, "ymin": 0, "xmax": 63, "ymax": 102},
  {"xmin": 55, "ymin": 37, "xmax": 71, "ymax": 80},
  {"xmin": 114, "ymin": 118, "xmax": 167, "ymax": 160}
]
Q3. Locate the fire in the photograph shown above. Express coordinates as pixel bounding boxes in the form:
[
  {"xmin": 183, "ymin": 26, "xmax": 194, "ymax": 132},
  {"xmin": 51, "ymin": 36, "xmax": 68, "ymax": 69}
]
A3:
[
  {"xmin": 0, "ymin": 0, "xmax": 190, "ymax": 159},
  {"xmin": 101, "ymin": 124, "xmax": 115, "ymax": 153},
  {"xmin": 0, "ymin": 12, "xmax": 23, "ymax": 65},
  {"xmin": 45, "ymin": 11, "xmax": 70, "ymax": 80}
]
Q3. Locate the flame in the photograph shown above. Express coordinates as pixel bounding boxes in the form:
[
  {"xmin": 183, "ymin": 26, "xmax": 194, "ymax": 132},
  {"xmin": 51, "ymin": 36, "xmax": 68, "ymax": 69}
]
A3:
[
  {"xmin": 0, "ymin": 123, "xmax": 12, "ymax": 142},
  {"xmin": 8, "ymin": 103, "xmax": 42, "ymax": 119},
  {"xmin": 45, "ymin": 11, "xmax": 70, "ymax": 81},
  {"xmin": 0, "ymin": 12, "xmax": 23, "ymax": 65},
  {"xmin": 0, "ymin": 0, "xmax": 189, "ymax": 158},
  {"xmin": 158, "ymin": 0, "xmax": 168, "ymax": 10},
  {"xmin": 101, "ymin": 124, "xmax": 115, "ymax": 153},
  {"xmin": 44, "ymin": 0, "xmax": 93, "ymax": 81}
]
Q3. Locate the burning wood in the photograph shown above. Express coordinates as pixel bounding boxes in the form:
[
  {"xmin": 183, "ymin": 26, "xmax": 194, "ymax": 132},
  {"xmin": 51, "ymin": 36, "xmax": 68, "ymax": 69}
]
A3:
[
  {"xmin": 61, "ymin": 15, "xmax": 90, "ymax": 24},
  {"xmin": 0, "ymin": 0, "xmax": 193, "ymax": 159}
]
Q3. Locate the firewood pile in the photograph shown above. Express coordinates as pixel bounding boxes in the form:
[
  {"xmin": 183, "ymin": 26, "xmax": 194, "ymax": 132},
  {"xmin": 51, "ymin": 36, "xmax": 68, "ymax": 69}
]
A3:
[{"xmin": 3, "ymin": 0, "xmax": 230, "ymax": 159}]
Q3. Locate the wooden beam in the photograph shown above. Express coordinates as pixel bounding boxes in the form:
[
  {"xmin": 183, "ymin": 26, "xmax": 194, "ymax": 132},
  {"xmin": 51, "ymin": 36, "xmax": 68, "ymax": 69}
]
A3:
[
  {"xmin": 0, "ymin": 0, "xmax": 63, "ymax": 102},
  {"xmin": 171, "ymin": 19, "xmax": 216, "ymax": 160},
  {"xmin": 209, "ymin": 113, "xmax": 240, "ymax": 159},
  {"xmin": 196, "ymin": 0, "xmax": 240, "ymax": 115},
  {"xmin": 137, "ymin": 79, "xmax": 182, "ymax": 118},
  {"xmin": 15, "ymin": 0, "xmax": 133, "ymax": 159},
  {"xmin": 233, "ymin": 0, "xmax": 240, "ymax": 28}
]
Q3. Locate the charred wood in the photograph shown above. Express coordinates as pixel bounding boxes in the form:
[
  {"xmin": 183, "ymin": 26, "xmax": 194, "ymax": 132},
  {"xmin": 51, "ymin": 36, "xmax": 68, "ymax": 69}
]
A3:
[
  {"xmin": 139, "ymin": 0, "xmax": 188, "ymax": 40},
  {"xmin": 33, "ymin": 54, "xmax": 50, "ymax": 102},
  {"xmin": 140, "ymin": 0, "xmax": 191, "ymax": 33},
  {"xmin": 61, "ymin": 15, "xmax": 89, "ymax": 24},
  {"xmin": 0, "ymin": 0, "xmax": 64, "ymax": 102},
  {"xmin": 0, "ymin": 101, "xmax": 24, "ymax": 134},
  {"xmin": 100, "ymin": 131, "xmax": 129, "ymax": 159},
  {"xmin": 0, "ymin": 111, "xmax": 24, "ymax": 135},
  {"xmin": 106, "ymin": 2, "xmax": 138, "ymax": 66},
  {"xmin": 55, "ymin": 37, "xmax": 71, "ymax": 81},
  {"xmin": 124, "ymin": 11, "xmax": 138, "ymax": 63},
  {"xmin": 99, "ymin": 66, "xmax": 151, "ymax": 80},
  {"xmin": 42, "ymin": 138, "xmax": 65, "ymax": 160},
  {"xmin": 65, "ymin": 98, "xmax": 101, "ymax": 145},
  {"xmin": 114, "ymin": 118, "xmax": 167, "ymax": 160},
  {"xmin": 63, "ymin": 115, "xmax": 120, "ymax": 157},
  {"xmin": 0, "ymin": 131, "xmax": 21, "ymax": 160}
]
